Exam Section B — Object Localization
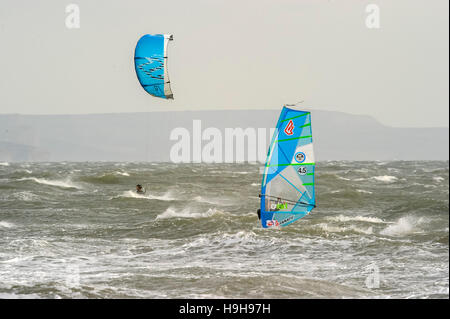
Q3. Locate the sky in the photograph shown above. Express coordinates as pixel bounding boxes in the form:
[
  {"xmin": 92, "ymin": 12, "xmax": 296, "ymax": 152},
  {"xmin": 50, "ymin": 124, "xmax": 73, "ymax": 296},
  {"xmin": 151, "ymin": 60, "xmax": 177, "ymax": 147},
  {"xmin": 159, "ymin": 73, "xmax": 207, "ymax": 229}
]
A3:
[{"xmin": 0, "ymin": 0, "xmax": 448, "ymax": 127}]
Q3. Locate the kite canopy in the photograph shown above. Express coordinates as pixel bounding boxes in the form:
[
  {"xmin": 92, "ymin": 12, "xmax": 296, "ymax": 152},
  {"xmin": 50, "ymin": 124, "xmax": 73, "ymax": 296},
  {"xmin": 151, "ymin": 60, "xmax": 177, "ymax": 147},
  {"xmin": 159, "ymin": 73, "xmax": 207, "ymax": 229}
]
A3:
[
  {"xmin": 260, "ymin": 106, "xmax": 316, "ymax": 228},
  {"xmin": 134, "ymin": 34, "xmax": 173, "ymax": 99}
]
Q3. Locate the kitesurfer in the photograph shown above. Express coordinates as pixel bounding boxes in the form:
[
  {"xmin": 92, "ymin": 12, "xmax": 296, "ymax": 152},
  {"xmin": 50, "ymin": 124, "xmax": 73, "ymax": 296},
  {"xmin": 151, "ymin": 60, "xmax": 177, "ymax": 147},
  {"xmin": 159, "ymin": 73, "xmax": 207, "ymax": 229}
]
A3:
[{"xmin": 136, "ymin": 184, "xmax": 145, "ymax": 194}]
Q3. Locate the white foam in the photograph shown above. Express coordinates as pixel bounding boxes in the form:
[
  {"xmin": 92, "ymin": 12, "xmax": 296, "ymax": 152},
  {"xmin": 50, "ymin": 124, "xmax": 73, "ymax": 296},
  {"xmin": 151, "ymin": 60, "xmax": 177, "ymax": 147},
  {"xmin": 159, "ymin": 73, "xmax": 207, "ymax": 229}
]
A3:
[
  {"xmin": 118, "ymin": 190, "xmax": 176, "ymax": 201},
  {"xmin": 380, "ymin": 216, "xmax": 423, "ymax": 237},
  {"xmin": 156, "ymin": 207, "xmax": 221, "ymax": 220},
  {"xmin": 251, "ymin": 183, "xmax": 259, "ymax": 187},
  {"xmin": 433, "ymin": 176, "xmax": 445, "ymax": 183},
  {"xmin": 0, "ymin": 221, "xmax": 16, "ymax": 229},
  {"xmin": 317, "ymin": 223, "xmax": 373, "ymax": 235},
  {"xmin": 0, "ymin": 221, "xmax": 15, "ymax": 228},
  {"xmin": 327, "ymin": 215, "xmax": 385, "ymax": 224},
  {"xmin": 0, "ymin": 162, "xmax": 10, "ymax": 166},
  {"xmin": 356, "ymin": 189, "xmax": 373, "ymax": 194},
  {"xmin": 372, "ymin": 175, "xmax": 398, "ymax": 183},
  {"xmin": 115, "ymin": 171, "xmax": 130, "ymax": 176},
  {"xmin": 18, "ymin": 177, "xmax": 82, "ymax": 189}
]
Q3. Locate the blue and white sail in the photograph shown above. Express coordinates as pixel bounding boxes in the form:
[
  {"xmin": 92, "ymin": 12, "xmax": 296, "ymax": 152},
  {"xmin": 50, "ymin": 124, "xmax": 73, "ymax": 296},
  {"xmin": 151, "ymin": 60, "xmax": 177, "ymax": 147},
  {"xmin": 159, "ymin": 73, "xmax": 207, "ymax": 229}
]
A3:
[
  {"xmin": 260, "ymin": 106, "xmax": 316, "ymax": 228},
  {"xmin": 134, "ymin": 34, "xmax": 173, "ymax": 99}
]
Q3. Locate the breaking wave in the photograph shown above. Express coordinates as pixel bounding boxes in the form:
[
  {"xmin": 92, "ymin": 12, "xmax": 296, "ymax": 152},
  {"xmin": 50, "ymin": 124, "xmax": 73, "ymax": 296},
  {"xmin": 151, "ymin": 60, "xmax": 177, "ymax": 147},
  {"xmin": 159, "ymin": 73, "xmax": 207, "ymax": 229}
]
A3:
[
  {"xmin": 326, "ymin": 215, "xmax": 386, "ymax": 224},
  {"xmin": 18, "ymin": 177, "xmax": 82, "ymax": 189},
  {"xmin": 156, "ymin": 207, "xmax": 222, "ymax": 220},
  {"xmin": 115, "ymin": 190, "xmax": 176, "ymax": 201},
  {"xmin": 371, "ymin": 175, "xmax": 398, "ymax": 183},
  {"xmin": 380, "ymin": 216, "xmax": 425, "ymax": 237}
]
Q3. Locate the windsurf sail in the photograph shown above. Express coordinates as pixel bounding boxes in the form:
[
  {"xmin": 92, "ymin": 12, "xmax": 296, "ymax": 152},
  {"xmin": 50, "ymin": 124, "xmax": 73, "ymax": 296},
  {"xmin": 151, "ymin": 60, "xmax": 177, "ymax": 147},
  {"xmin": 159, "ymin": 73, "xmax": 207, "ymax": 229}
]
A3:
[
  {"xmin": 260, "ymin": 106, "xmax": 316, "ymax": 228},
  {"xmin": 134, "ymin": 34, "xmax": 173, "ymax": 99}
]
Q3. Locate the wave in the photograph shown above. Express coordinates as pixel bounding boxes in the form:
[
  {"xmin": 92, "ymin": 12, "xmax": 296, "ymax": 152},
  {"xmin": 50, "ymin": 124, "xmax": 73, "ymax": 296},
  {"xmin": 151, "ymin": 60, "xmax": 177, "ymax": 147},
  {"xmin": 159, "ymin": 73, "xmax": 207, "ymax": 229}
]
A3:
[
  {"xmin": 0, "ymin": 221, "xmax": 15, "ymax": 228},
  {"xmin": 380, "ymin": 216, "xmax": 424, "ymax": 237},
  {"xmin": 18, "ymin": 177, "xmax": 82, "ymax": 189},
  {"xmin": 433, "ymin": 176, "xmax": 445, "ymax": 183},
  {"xmin": 336, "ymin": 176, "xmax": 352, "ymax": 181},
  {"xmin": 115, "ymin": 190, "xmax": 176, "ymax": 201},
  {"xmin": 156, "ymin": 207, "xmax": 222, "ymax": 220},
  {"xmin": 79, "ymin": 174, "xmax": 120, "ymax": 184},
  {"xmin": 356, "ymin": 189, "xmax": 373, "ymax": 194},
  {"xmin": 115, "ymin": 171, "xmax": 130, "ymax": 177},
  {"xmin": 326, "ymin": 215, "xmax": 386, "ymax": 224},
  {"xmin": 0, "ymin": 162, "xmax": 10, "ymax": 166},
  {"xmin": 315, "ymin": 223, "xmax": 373, "ymax": 235},
  {"xmin": 371, "ymin": 175, "xmax": 398, "ymax": 183}
]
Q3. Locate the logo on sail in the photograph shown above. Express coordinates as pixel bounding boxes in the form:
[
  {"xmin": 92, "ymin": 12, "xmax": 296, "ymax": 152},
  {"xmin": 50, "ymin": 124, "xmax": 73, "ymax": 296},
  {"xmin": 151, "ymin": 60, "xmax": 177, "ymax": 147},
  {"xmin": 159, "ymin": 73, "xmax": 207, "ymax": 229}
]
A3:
[
  {"xmin": 294, "ymin": 152, "xmax": 306, "ymax": 163},
  {"xmin": 266, "ymin": 220, "xmax": 280, "ymax": 227},
  {"xmin": 284, "ymin": 120, "xmax": 294, "ymax": 136}
]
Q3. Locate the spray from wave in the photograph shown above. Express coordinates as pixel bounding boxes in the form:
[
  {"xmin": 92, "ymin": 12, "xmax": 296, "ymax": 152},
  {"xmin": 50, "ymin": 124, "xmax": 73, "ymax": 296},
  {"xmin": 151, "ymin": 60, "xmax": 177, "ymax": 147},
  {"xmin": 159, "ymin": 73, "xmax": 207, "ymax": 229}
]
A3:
[
  {"xmin": 156, "ymin": 207, "xmax": 222, "ymax": 220},
  {"xmin": 380, "ymin": 216, "xmax": 424, "ymax": 236},
  {"xmin": 326, "ymin": 215, "xmax": 386, "ymax": 224},
  {"xmin": 115, "ymin": 190, "xmax": 176, "ymax": 201},
  {"xmin": 17, "ymin": 177, "xmax": 82, "ymax": 189}
]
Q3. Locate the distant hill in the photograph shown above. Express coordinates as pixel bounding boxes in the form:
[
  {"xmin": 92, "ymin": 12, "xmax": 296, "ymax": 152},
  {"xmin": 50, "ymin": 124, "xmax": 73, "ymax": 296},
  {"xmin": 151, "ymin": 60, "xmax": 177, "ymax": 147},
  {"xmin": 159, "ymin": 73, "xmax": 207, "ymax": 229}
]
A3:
[{"xmin": 0, "ymin": 110, "xmax": 448, "ymax": 162}]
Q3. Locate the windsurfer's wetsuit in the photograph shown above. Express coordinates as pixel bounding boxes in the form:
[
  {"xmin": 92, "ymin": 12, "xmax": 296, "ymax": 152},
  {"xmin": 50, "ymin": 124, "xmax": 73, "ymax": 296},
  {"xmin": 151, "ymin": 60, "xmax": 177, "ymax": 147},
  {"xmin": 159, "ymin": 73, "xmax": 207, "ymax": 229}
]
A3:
[{"xmin": 257, "ymin": 209, "xmax": 261, "ymax": 220}]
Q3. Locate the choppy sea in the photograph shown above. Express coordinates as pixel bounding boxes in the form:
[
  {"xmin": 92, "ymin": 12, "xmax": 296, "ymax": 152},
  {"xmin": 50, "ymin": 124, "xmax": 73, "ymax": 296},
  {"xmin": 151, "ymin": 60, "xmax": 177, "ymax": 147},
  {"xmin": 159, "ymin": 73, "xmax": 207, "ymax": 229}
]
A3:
[{"xmin": 0, "ymin": 161, "xmax": 448, "ymax": 298}]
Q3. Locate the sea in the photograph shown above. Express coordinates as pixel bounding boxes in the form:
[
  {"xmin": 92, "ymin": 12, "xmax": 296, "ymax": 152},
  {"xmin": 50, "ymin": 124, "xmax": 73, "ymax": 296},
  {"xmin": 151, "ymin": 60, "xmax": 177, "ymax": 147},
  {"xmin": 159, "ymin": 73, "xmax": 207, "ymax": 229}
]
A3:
[{"xmin": 0, "ymin": 161, "xmax": 448, "ymax": 299}]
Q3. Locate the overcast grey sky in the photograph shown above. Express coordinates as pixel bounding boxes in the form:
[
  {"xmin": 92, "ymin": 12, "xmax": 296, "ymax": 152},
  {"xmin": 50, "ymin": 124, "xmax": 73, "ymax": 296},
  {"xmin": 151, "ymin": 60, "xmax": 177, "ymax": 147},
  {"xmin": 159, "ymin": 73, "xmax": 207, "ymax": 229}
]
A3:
[{"xmin": 0, "ymin": 0, "xmax": 448, "ymax": 127}]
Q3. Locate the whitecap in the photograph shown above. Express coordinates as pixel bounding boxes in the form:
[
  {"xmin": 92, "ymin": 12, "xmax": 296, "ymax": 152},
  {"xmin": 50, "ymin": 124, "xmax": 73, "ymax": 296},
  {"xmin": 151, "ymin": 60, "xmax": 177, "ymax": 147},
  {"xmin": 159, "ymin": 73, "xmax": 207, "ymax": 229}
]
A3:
[
  {"xmin": 18, "ymin": 177, "xmax": 82, "ymax": 189},
  {"xmin": 327, "ymin": 215, "xmax": 385, "ymax": 223},
  {"xmin": 317, "ymin": 223, "xmax": 373, "ymax": 235},
  {"xmin": 371, "ymin": 175, "xmax": 398, "ymax": 183},
  {"xmin": 0, "ymin": 221, "xmax": 15, "ymax": 228},
  {"xmin": 156, "ymin": 207, "xmax": 221, "ymax": 220},
  {"xmin": 115, "ymin": 171, "xmax": 130, "ymax": 177},
  {"xmin": 380, "ymin": 216, "xmax": 424, "ymax": 237},
  {"xmin": 116, "ymin": 190, "xmax": 176, "ymax": 201},
  {"xmin": 0, "ymin": 162, "xmax": 10, "ymax": 166}
]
